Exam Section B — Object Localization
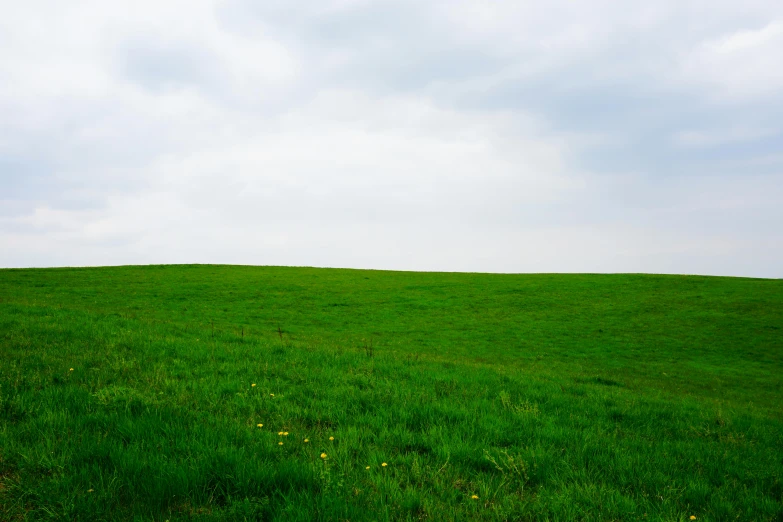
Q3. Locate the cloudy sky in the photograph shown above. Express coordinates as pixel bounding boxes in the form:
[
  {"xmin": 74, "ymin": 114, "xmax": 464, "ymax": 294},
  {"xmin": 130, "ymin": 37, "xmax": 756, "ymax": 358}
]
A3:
[{"xmin": 1, "ymin": 1, "xmax": 782, "ymax": 277}]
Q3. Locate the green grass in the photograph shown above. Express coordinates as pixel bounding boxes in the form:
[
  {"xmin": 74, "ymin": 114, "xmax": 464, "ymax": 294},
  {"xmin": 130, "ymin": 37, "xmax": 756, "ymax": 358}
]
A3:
[{"xmin": 0, "ymin": 264, "xmax": 781, "ymax": 521}]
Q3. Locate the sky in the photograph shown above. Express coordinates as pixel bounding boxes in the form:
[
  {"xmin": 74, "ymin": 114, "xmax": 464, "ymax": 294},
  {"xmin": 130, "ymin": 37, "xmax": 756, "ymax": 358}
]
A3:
[{"xmin": 1, "ymin": 0, "xmax": 782, "ymax": 277}]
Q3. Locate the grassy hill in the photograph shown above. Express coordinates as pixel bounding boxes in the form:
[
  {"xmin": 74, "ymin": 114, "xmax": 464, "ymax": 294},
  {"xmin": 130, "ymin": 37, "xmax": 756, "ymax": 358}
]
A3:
[{"xmin": 0, "ymin": 265, "xmax": 781, "ymax": 521}]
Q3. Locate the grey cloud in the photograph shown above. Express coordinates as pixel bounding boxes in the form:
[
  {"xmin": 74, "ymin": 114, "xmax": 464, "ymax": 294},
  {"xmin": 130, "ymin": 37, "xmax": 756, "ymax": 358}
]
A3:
[
  {"xmin": 1, "ymin": 0, "xmax": 782, "ymax": 276},
  {"xmin": 220, "ymin": 0, "xmax": 783, "ymax": 184},
  {"xmin": 0, "ymin": 157, "xmax": 54, "ymax": 200},
  {"xmin": 119, "ymin": 40, "xmax": 223, "ymax": 93}
]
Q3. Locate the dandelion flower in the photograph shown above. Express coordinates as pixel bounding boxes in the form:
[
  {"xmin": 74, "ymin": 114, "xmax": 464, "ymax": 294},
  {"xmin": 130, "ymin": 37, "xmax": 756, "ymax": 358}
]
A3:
[
  {"xmin": 329, "ymin": 436, "xmax": 334, "ymax": 441},
  {"xmin": 251, "ymin": 383, "xmax": 256, "ymax": 387},
  {"xmin": 69, "ymin": 368, "xmax": 74, "ymax": 371},
  {"xmin": 320, "ymin": 453, "xmax": 327, "ymax": 459},
  {"xmin": 382, "ymin": 462, "xmax": 387, "ymax": 467},
  {"xmin": 366, "ymin": 466, "xmax": 370, "ymax": 470},
  {"xmin": 257, "ymin": 424, "xmax": 263, "ymax": 428},
  {"xmin": 304, "ymin": 439, "xmax": 309, "ymax": 443},
  {"xmin": 278, "ymin": 431, "xmax": 284, "ymax": 435},
  {"xmin": 283, "ymin": 432, "xmax": 289, "ymax": 436},
  {"xmin": 87, "ymin": 489, "xmax": 94, "ymax": 493},
  {"xmin": 278, "ymin": 442, "xmax": 284, "ymax": 446},
  {"xmin": 270, "ymin": 393, "xmax": 274, "ymax": 397},
  {"xmin": 471, "ymin": 495, "xmax": 479, "ymax": 500}
]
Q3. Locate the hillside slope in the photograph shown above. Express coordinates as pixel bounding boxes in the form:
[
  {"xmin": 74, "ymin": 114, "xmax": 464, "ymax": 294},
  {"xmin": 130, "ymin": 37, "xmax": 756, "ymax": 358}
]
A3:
[{"xmin": 1, "ymin": 265, "xmax": 781, "ymax": 520}]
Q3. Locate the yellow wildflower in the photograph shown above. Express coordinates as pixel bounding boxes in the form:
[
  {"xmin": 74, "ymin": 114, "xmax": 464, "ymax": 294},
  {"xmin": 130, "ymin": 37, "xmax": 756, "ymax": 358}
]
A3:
[
  {"xmin": 329, "ymin": 436, "xmax": 334, "ymax": 441},
  {"xmin": 283, "ymin": 432, "xmax": 289, "ymax": 436},
  {"xmin": 304, "ymin": 439, "xmax": 309, "ymax": 443},
  {"xmin": 320, "ymin": 453, "xmax": 327, "ymax": 459},
  {"xmin": 366, "ymin": 466, "xmax": 370, "ymax": 470},
  {"xmin": 381, "ymin": 462, "xmax": 387, "ymax": 467},
  {"xmin": 270, "ymin": 393, "xmax": 274, "ymax": 397},
  {"xmin": 471, "ymin": 495, "xmax": 479, "ymax": 500},
  {"xmin": 257, "ymin": 424, "xmax": 263, "ymax": 428},
  {"xmin": 278, "ymin": 442, "xmax": 283, "ymax": 446},
  {"xmin": 690, "ymin": 518, "xmax": 696, "ymax": 521},
  {"xmin": 251, "ymin": 383, "xmax": 256, "ymax": 387},
  {"xmin": 87, "ymin": 489, "xmax": 93, "ymax": 493},
  {"xmin": 69, "ymin": 368, "xmax": 74, "ymax": 371}
]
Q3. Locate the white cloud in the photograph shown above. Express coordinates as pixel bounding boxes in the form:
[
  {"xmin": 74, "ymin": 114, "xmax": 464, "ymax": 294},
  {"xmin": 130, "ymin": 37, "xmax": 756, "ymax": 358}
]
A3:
[
  {"xmin": 1, "ymin": 0, "xmax": 782, "ymax": 277},
  {"xmin": 680, "ymin": 21, "xmax": 783, "ymax": 100}
]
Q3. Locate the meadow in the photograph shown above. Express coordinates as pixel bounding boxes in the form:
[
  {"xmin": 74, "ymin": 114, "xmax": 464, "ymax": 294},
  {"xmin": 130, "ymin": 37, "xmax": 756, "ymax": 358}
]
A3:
[{"xmin": 0, "ymin": 265, "xmax": 781, "ymax": 521}]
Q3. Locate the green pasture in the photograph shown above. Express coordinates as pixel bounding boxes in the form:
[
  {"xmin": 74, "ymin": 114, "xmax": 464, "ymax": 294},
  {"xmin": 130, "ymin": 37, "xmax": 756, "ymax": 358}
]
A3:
[{"xmin": 0, "ymin": 265, "xmax": 781, "ymax": 521}]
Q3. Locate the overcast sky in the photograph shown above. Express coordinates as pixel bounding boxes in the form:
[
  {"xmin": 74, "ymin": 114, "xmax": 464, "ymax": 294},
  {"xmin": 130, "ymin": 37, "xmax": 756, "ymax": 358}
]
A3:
[{"xmin": 1, "ymin": 1, "xmax": 782, "ymax": 277}]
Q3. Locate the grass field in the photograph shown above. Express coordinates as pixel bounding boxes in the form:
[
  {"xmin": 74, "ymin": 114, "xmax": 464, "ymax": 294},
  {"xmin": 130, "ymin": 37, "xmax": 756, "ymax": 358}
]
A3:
[{"xmin": 0, "ymin": 265, "xmax": 781, "ymax": 521}]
